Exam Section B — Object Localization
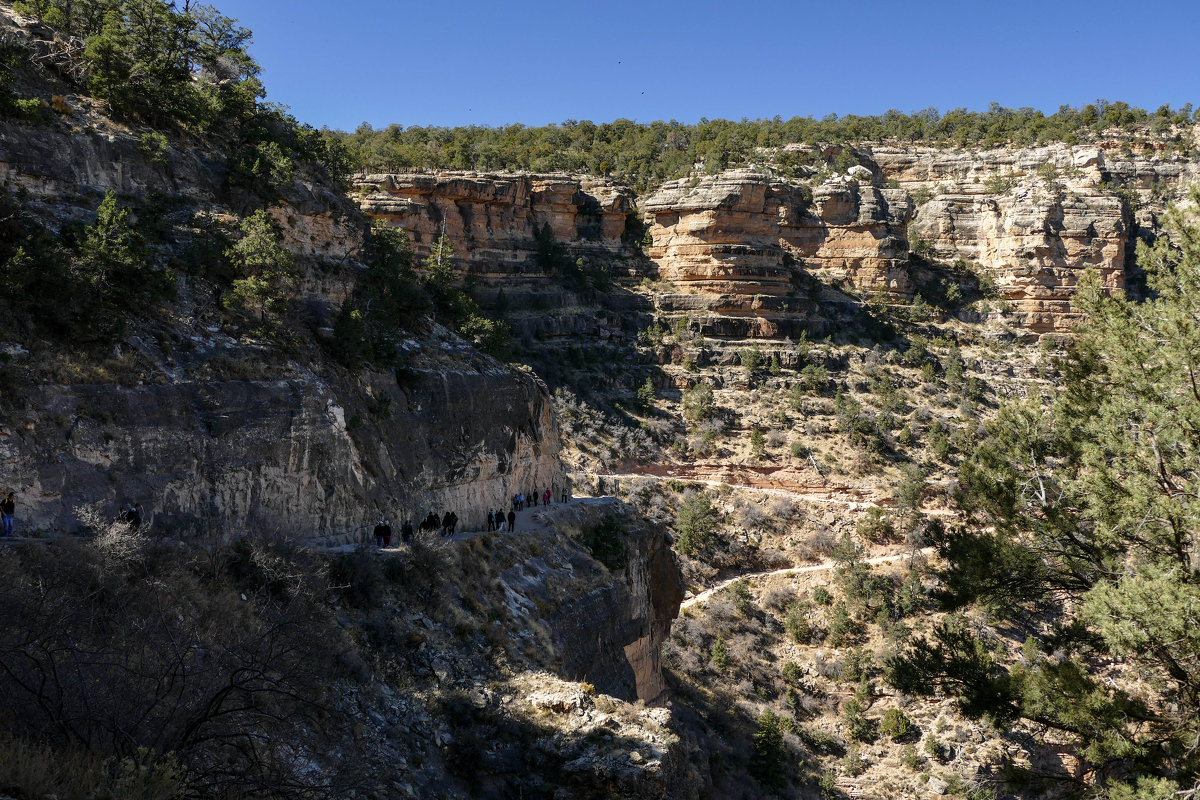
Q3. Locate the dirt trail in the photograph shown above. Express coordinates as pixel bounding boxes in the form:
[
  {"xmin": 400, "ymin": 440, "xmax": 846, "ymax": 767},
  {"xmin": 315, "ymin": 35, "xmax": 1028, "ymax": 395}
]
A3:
[
  {"xmin": 681, "ymin": 547, "xmax": 935, "ymax": 610},
  {"xmin": 590, "ymin": 463, "xmax": 889, "ymax": 509}
]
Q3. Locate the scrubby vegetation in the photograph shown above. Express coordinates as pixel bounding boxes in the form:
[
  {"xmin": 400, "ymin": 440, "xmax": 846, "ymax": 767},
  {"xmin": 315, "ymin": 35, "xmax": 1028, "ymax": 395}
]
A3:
[{"xmin": 337, "ymin": 101, "xmax": 1197, "ymax": 189}]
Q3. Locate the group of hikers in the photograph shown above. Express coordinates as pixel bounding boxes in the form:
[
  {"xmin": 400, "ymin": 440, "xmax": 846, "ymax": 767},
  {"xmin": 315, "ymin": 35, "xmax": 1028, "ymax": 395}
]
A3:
[
  {"xmin": 372, "ymin": 482, "xmax": 573, "ymax": 548},
  {"xmin": 0, "ymin": 493, "xmax": 145, "ymax": 539},
  {"xmin": 0, "ymin": 481, "xmax": 576, "ymax": 547}
]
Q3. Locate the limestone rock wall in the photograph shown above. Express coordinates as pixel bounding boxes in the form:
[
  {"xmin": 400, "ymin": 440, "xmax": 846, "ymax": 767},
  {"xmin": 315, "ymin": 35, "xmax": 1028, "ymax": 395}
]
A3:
[
  {"xmin": 641, "ymin": 169, "xmax": 912, "ymax": 337},
  {"xmin": 503, "ymin": 498, "xmax": 683, "ymax": 703},
  {"xmin": 0, "ymin": 101, "xmax": 564, "ymax": 542},
  {"xmin": 908, "ymin": 189, "xmax": 1127, "ymax": 333},
  {"xmin": 0, "ymin": 350, "xmax": 563, "ymax": 541},
  {"xmin": 354, "ymin": 172, "xmax": 638, "ymax": 280}
]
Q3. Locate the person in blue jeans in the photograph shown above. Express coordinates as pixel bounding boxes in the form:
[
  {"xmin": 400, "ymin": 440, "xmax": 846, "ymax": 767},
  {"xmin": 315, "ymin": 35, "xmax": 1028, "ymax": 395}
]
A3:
[{"xmin": 1, "ymin": 492, "xmax": 14, "ymax": 536}]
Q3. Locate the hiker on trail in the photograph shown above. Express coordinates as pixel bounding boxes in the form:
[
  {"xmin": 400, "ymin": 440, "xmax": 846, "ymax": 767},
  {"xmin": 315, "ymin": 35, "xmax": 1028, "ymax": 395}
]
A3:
[
  {"xmin": 441, "ymin": 511, "xmax": 454, "ymax": 537},
  {"xmin": 382, "ymin": 519, "xmax": 392, "ymax": 548},
  {"xmin": 374, "ymin": 519, "xmax": 387, "ymax": 548},
  {"xmin": 401, "ymin": 519, "xmax": 414, "ymax": 544},
  {"xmin": 422, "ymin": 511, "xmax": 440, "ymax": 533},
  {"xmin": 543, "ymin": 489, "xmax": 551, "ymax": 506},
  {"xmin": 448, "ymin": 511, "xmax": 458, "ymax": 536},
  {"xmin": 561, "ymin": 484, "xmax": 570, "ymax": 503},
  {"xmin": 507, "ymin": 509, "xmax": 516, "ymax": 532},
  {"xmin": 530, "ymin": 489, "xmax": 537, "ymax": 507},
  {"xmin": 487, "ymin": 510, "xmax": 495, "ymax": 531},
  {"xmin": 126, "ymin": 503, "xmax": 143, "ymax": 529},
  {"xmin": 1, "ymin": 492, "xmax": 14, "ymax": 537}
]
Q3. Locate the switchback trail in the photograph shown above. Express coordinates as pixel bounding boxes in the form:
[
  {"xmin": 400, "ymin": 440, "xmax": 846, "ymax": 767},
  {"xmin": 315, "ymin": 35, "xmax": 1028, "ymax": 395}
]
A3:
[
  {"xmin": 681, "ymin": 547, "xmax": 935, "ymax": 610},
  {"xmin": 589, "ymin": 465, "xmax": 888, "ymax": 509}
]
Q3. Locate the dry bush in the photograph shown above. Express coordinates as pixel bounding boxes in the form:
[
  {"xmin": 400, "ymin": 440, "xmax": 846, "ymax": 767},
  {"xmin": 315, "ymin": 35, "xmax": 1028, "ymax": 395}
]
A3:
[
  {"xmin": 0, "ymin": 537, "xmax": 355, "ymax": 798},
  {"xmin": 807, "ymin": 530, "xmax": 837, "ymax": 556},
  {"xmin": 758, "ymin": 548, "xmax": 792, "ymax": 570},
  {"xmin": 767, "ymin": 496, "xmax": 799, "ymax": 519},
  {"xmin": 761, "ymin": 586, "xmax": 795, "ymax": 612},
  {"xmin": 764, "ymin": 429, "xmax": 788, "ymax": 448},
  {"xmin": 733, "ymin": 500, "xmax": 766, "ymax": 529}
]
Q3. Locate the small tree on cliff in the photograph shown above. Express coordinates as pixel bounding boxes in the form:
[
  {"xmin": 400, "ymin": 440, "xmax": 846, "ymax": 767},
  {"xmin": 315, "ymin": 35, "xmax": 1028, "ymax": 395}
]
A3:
[
  {"xmin": 223, "ymin": 210, "xmax": 295, "ymax": 328},
  {"xmin": 421, "ymin": 231, "xmax": 474, "ymax": 325}
]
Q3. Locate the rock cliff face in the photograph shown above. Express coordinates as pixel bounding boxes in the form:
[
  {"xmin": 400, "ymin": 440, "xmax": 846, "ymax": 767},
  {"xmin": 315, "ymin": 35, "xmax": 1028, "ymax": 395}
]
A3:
[
  {"xmin": 868, "ymin": 143, "xmax": 1137, "ymax": 333},
  {"xmin": 641, "ymin": 169, "xmax": 911, "ymax": 337},
  {"xmin": 0, "ymin": 98, "xmax": 563, "ymax": 542},
  {"xmin": 1, "ymin": 346, "xmax": 562, "ymax": 540},
  {"xmin": 356, "ymin": 141, "xmax": 1200, "ymax": 339},
  {"xmin": 498, "ymin": 498, "xmax": 683, "ymax": 703},
  {"xmin": 355, "ymin": 172, "xmax": 639, "ymax": 278}
]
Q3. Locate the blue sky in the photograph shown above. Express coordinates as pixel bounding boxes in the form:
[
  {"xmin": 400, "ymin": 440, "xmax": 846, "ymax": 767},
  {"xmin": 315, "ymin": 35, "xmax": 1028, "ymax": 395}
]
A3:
[{"xmin": 213, "ymin": 0, "xmax": 1200, "ymax": 132}]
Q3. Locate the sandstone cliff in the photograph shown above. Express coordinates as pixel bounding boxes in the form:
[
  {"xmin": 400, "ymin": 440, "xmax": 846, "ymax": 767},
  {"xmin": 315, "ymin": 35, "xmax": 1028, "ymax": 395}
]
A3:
[
  {"xmin": 641, "ymin": 169, "xmax": 912, "ymax": 338},
  {"xmin": 355, "ymin": 143, "xmax": 1199, "ymax": 339},
  {"xmin": 355, "ymin": 171, "xmax": 639, "ymax": 277},
  {"xmin": 0, "ymin": 80, "xmax": 562, "ymax": 543}
]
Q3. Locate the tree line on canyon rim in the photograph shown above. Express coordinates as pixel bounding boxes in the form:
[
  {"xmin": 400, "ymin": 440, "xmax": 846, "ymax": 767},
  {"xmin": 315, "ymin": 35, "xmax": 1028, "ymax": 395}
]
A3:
[{"xmin": 337, "ymin": 100, "xmax": 1197, "ymax": 190}]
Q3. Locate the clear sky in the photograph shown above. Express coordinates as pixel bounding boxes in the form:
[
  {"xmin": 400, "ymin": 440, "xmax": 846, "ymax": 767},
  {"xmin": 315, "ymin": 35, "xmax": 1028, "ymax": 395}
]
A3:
[{"xmin": 212, "ymin": 0, "xmax": 1200, "ymax": 132}]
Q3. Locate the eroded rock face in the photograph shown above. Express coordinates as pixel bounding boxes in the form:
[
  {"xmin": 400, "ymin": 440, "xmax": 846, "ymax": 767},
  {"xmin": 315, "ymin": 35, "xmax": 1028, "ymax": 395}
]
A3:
[
  {"xmin": 500, "ymin": 498, "xmax": 683, "ymax": 703},
  {"xmin": 0, "ymin": 110, "xmax": 563, "ymax": 542},
  {"xmin": 355, "ymin": 172, "xmax": 638, "ymax": 279},
  {"xmin": 0, "ymin": 350, "xmax": 563, "ymax": 541},
  {"xmin": 642, "ymin": 169, "xmax": 912, "ymax": 337},
  {"xmin": 908, "ymin": 189, "xmax": 1127, "ymax": 333}
]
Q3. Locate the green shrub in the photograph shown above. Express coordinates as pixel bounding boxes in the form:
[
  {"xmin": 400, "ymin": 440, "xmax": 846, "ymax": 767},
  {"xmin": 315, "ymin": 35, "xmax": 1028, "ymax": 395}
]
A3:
[
  {"xmin": 784, "ymin": 600, "xmax": 813, "ymax": 644},
  {"xmin": 728, "ymin": 579, "xmax": 755, "ymax": 616},
  {"xmin": 880, "ymin": 708, "xmax": 913, "ymax": 739},
  {"xmin": 748, "ymin": 712, "xmax": 788, "ymax": 793},
  {"xmin": 812, "ymin": 586, "xmax": 832, "ymax": 606},
  {"xmin": 675, "ymin": 490, "xmax": 717, "ymax": 555},
  {"xmin": 682, "ymin": 381, "xmax": 715, "ymax": 422},
  {"xmin": 710, "ymin": 636, "xmax": 730, "ymax": 671},
  {"xmin": 740, "ymin": 344, "xmax": 763, "ymax": 374},
  {"xmin": 842, "ymin": 699, "xmax": 875, "ymax": 742}
]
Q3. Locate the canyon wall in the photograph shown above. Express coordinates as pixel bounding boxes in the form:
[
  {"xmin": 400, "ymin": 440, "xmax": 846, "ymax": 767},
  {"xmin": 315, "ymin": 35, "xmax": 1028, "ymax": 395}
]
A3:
[
  {"xmin": 0, "ymin": 353, "xmax": 563, "ymax": 540},
  {"xmin": 499, "ymin": 498, "xmax": 683, "ymax": 703},
  {"xmin": 0, "ymin": 110, "xmax": 563, "ymax": 541},
  {"xmin": 641, "ymin": 169, "xmax": 911, "ymax": 338},
  {"xmin": 359, "ymin": 141, "xmax": 1199, "ymax": 339},
  {"xmin": 355, "ymin": 172, "xmax": 639, "ymax": 278}
]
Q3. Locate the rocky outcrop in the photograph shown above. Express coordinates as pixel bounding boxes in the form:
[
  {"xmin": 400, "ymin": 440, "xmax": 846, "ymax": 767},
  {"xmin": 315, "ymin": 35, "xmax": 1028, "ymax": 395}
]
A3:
[
  {"xmin": 0, "ymin": 332, "xmax": 563, "ymax": 540},
  {"xmin": 355, "ymin": 171, "xmax": 639, "ymax": 279},
  {"xmin": 908, "ymin": 188, "xmax": 1127, "ymax": 333},
  {"xmin": 498, "ymin": 498, "xmax": 683, "ymax": 703},
  {"xmin": 641, "ymin": 169, "xmax": 912, "ymax": 337}
]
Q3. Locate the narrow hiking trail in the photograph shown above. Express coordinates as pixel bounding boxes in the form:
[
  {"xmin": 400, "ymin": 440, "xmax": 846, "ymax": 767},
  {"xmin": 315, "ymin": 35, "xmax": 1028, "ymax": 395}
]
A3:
[
  {"xmin": 342, "ymin": 496, "xmax": 611, "ymax": 553},
  {"xmin": 590, "ymin": 464, "xmax": 887, "ymax": 509},
  {"xmin": 589, "ymin": 465, "xmax": 958, "ymax": 517},
  {"xmin": 681, "ymin": 547, "xmax": 935, "ymax": 610}
]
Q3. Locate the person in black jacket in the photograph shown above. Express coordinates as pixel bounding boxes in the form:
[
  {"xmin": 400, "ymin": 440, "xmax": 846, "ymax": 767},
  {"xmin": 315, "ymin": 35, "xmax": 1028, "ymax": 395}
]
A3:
[
  {"xmin": 507, "ymin": 509, "xmax": 516, "ymax": 532},
  {"xmin": 1, "ymin": 492, "xmax": 14, "ymax": 537}
]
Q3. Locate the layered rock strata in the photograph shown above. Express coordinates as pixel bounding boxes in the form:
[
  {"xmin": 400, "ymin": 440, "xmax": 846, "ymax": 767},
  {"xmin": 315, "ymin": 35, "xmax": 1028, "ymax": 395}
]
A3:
[
  {"xmin": 0, "ymin": 344, "xmax": 563, "ymax": 540},
  {"xmin": 355, "ymin": 172, "xmax": 639, "ymax": 277},
  {"xmin": 641, "ymin": 169, "xmax": 912, "ymax": 337}
]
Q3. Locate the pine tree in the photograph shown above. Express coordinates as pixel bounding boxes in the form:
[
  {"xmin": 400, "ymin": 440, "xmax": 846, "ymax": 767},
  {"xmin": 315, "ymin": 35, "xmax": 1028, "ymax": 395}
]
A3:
[{"xmin": 916, "ymin": 187, "xmax": 1200, "ymax": 791}]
